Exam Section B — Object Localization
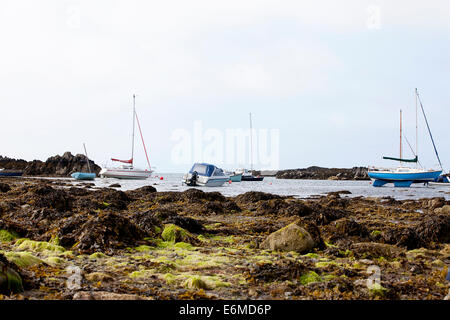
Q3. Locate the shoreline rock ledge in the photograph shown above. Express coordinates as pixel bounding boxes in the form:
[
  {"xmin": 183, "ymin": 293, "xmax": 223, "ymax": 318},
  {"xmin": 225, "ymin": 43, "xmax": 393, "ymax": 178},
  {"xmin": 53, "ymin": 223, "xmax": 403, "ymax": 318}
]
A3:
[
  {"xmin": 0, "ymin": 152, "xmax": 101, "ymax": 177},
  {"xmin": 275, "ymin": 166, "xmax": 369, "ymax": 180}
]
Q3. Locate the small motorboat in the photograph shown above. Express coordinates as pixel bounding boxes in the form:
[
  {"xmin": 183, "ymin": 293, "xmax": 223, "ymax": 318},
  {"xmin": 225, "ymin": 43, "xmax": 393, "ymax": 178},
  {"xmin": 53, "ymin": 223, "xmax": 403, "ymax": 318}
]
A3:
[
  {"xmin": 183, "ymin": 163, "xmax": 230, "ymax": 187},
  {"xmin": 0, "ymin": 168, "xmax": 23, "ymax": 177},
  {"xmin": 225, "ymin": 171, "xmax": 242, "ymax": 182},
  {"xmin": 235, "ymin": 168, "xmax": 264, "ymax": 182}
]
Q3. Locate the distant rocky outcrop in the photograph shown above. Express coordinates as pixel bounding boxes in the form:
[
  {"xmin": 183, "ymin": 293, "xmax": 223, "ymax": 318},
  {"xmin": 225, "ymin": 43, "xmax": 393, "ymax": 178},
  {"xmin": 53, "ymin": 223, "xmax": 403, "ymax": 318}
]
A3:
[
  {"xmin": 0, "ymin": 152, "xmax": 101, "ymax": 177},
  {"xmin": 275, "ymin": 166, "xmax": 369, "ymax": 180}
]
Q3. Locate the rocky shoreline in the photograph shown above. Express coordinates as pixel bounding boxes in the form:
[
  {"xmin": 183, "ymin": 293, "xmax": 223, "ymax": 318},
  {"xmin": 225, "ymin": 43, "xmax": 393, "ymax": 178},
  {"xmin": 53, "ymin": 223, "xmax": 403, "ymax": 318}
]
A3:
[
  {"xmin": 0, "ymin": 178, "xmax": 449, "ymax": 300},
  {"xmin": 0, "ymin": 152, "xmax": 101, "ymax": 177},
  {"xmin": 274, "ymin": 166, "xmax": 370, "ymax": 180}
]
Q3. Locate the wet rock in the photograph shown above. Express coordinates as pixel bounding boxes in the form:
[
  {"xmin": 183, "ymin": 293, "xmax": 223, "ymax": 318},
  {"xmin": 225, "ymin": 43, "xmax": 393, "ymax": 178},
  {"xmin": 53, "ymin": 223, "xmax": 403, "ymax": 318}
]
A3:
[
  {"xmin": 327, "ymin": 190, "xmax": 352, "ymax": 197},
  {"xmin": 259, "ymin": 222, "xmax": 315, "ymax": 253},
  {"xmin": 131, "ymin": 185, "xmax": 157, "ymax": 195},
  {"xmin": 0, "ymin": 183, "xmax": 11, "ymax": 193},
  {"xmin": 108, "ymin": 183, "xmax": 121, "ymax": 188},
  {"xmin": 434, "ymin": 205, "xmax": 450, "ymax": 214}
]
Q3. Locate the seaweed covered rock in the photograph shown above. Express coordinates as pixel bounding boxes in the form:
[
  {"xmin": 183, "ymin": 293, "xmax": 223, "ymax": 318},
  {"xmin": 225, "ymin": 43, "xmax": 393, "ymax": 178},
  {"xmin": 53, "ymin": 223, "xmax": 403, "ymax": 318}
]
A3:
[
  {"xmin": 182, "ymin": 189, "xmax": 226, "ymax": 203},
  {"xmin": 235, "ymin": 191, "xmax": 282, "ymax": 203},
  {"xmin": 351, "ymin": 242, "xmax": 403, "ymax": 259},
  {"xmin": 161, "ymin": 224, "xmax": 201, "ymax": 245},
  {"xmin": 325, "ymin": 218, "xmax": 370, "ymax": 242},
  {"xmin": 246, "ymin": 259, "xmax": 307, "ymax": 282},
  {"xmin": 145, "ymin": 209, "xmax": 204, "ymax": 234},
  {"xmin": 304, "ymin": 203, "xmax": 348, "ymax": 226},
  {"xmin": 259, "ymin": 222, "xmax": 315, "ymax": 253},
  {"xmin": 0, "ymin": 183, "xmax": 11, "ymax": 193},
  {"xmin": 0, "ymin": 253, "xmax": 24, "ymax": 294},
  {"xmin": 60, "ymin": 212, "xmax": 147, "ymax": 253},
  {"xmin": 382, "ymin": 214, "xmax": 450, "ymax": 249},
  {"xmin": 22, "ymin": 185, "xmax": 73, "ymax": 211}
]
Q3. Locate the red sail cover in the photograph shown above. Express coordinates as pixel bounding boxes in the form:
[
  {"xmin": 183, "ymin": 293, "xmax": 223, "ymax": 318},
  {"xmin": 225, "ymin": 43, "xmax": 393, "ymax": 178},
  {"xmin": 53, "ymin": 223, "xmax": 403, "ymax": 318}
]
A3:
[{"xmin": 111, "ymin": 158, "xmax": 133, "ymax": 164}]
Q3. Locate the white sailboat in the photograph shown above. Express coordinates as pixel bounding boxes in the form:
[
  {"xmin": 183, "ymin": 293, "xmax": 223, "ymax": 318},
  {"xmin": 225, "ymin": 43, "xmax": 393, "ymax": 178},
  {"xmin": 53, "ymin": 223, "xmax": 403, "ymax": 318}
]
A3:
[
  {"xmin": 235, "ymin": 113, "xmax": 264, "ymax": 181},
  {"xmin": 100, "ymin": 95, "xmax": 153, "ymax": 180}
]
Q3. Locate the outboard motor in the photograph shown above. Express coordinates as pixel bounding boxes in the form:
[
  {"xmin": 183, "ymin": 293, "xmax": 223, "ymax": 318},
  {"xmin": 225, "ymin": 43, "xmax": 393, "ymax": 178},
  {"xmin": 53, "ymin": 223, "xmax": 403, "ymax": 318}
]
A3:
[{"xmin": 186, "ymin": 171, "xmax": 198, "ymax": 186}]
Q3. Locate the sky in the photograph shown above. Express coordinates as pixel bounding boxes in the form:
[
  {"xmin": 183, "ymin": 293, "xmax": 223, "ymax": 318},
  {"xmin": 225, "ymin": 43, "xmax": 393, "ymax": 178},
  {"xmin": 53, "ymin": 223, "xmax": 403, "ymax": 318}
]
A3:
[{"xmin": 0, "ymin": 0, "xmax": 449, "ymax": 173}]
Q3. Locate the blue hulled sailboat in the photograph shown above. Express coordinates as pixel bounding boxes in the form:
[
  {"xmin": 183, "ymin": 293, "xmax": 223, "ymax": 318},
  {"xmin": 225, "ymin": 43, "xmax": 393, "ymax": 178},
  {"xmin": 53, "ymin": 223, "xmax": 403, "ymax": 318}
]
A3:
[{"xmin": 368, "ymin": 89, "xmax": 443, "ymax": 187}]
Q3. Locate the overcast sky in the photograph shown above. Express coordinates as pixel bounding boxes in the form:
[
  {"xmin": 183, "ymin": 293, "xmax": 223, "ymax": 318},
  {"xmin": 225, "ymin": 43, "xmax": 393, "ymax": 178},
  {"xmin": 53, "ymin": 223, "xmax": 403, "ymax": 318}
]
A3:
[{"xmin": 1, "ymin": 0, "xmax": 449, "ymax": 172}]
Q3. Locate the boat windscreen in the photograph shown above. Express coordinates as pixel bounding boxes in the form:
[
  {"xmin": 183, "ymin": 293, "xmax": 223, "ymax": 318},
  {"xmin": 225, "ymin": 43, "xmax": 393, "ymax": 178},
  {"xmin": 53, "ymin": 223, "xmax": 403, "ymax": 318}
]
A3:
[{"xmin": 189, "ymin": 164, "xmax": 214, "ymax": 176}]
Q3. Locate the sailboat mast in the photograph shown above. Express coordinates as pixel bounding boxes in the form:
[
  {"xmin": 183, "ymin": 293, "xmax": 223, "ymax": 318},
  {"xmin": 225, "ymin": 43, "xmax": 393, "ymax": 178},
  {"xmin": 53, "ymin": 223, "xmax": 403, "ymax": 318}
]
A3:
[
  {"xmin": 83, "ymin": 143, "xmax": 92, "ymax": 173},
  {"xmin": 415, "ymin": 88, "xmax": 418, "ymax": 167},
  {"xmin": 400, "ymin": 109, "xmax": 403, "ymax": 166},
  {"xmin": 131, "ymin": 94, "xmax": 136, "ymax": 166},
  {"xmin": 249, "ymin": 112, "xmax": 253, "ymax": 173}
]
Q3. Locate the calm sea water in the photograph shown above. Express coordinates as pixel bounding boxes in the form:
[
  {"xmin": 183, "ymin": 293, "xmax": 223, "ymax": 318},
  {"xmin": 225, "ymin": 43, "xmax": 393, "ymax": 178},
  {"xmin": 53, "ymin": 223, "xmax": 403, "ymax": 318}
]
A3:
[{"xmin": 66, "ymin": 173, "xmax": 450, "ymax": 200}]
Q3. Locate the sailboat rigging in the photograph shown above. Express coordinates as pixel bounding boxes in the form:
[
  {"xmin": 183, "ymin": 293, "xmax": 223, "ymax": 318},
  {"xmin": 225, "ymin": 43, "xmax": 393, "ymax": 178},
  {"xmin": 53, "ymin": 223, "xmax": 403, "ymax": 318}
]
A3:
[
  {"xmin": 100, "ymin": 95, "xmax": 153, "ymax": 180},
  {"xmin": 368, "ymin": 89, "xmax": 442, "ymax": 187}
]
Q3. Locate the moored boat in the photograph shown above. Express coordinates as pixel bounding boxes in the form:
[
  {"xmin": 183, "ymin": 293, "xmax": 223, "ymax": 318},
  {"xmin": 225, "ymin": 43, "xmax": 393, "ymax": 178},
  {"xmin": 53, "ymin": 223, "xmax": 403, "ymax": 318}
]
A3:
[
  {"xmin": 0, "ymin": 168, "xmax": 23, "ymax": 177},
  {"xmin": 183, "ymin": 163, "xmax": 230, "ymax": 187},
  {"xmin": 368, "ymin": 166, "xmax": 442, "ymax": 187},
  {"xmin": 229, "ymin": 173, "xmax": 242, "ymax": 182},
  {"xmin": 71, "ymin": 172, "xmax": 96, "ymax": 180},
  {"xmin": 235, "ymin": 168, "xmax": 264, "ymax": 182},
  {"xmin": 72, "ymin": 143, "xmax": 96, "ymax": 181},
  {"xmin": 100, "ymin": 94, "xmax": 153, "ymax": 180},
  {"xmin": 368, "ymin": 89, "xmax": 443, "ymax": 187}
]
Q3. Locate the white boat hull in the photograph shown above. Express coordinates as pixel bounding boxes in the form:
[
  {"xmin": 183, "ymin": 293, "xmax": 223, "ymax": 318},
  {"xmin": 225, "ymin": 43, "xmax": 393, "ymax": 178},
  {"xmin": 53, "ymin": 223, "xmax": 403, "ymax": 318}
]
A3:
[
  {"xmin": 100, "ymin": 168, "xmax": 152, "ymax": 180},
  {"xmin": 182, "ymin": 173, "xmax": 229, "ymax": 187}
]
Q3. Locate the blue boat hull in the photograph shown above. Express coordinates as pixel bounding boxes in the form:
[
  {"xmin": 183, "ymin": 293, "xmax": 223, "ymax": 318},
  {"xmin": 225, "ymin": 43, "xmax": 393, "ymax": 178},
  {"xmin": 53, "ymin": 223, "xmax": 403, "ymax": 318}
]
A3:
[
  {"xmin": 368, "ymin": 170, "xmax": 442, "ymax": 187},
  {"xmin": 0, "ymin": 171, "xmax": 23, "ymax": 177},
  {"xmin": 229, "ymin": 173, "xmax": 242, "ymax": 182},
  {"xmin": 71, "ymin": 172, "xmax": 96, "ymax": 180}
]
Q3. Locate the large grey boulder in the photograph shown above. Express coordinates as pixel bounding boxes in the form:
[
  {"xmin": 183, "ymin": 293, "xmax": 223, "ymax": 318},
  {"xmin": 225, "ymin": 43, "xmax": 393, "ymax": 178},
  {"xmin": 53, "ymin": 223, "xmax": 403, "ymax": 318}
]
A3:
[{"xmin": 260, "ymin": 222, "xmax": 315, "ymax": 253}]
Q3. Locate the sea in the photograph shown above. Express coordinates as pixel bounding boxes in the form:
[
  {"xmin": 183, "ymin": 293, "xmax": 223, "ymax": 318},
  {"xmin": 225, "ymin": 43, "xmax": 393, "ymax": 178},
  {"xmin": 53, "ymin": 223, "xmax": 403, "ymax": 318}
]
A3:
[{"xmin": 61, "ymin": 173, "xmax": 450, "ymax": 200}]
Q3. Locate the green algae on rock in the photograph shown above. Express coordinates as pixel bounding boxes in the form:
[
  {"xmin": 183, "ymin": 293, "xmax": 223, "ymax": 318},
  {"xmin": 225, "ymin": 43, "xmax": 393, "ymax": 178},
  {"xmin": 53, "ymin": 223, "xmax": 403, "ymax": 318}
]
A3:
[
  {"xmin": 161, "ymin": 224, "xmax": 200, "ymax": 245},
  {"xmin": 0, "ymin": 230, "xmax": 19, "ymax": 243},
  {"xmin": 3, "ymin": 251, "xmax": 44, "ymax": 268},
  {"xmin": 15, "ymin": 239, "xmax": 66, "ymax": 254},
  {"xmin": 0, "ymin": 254, "xmax": 24, "ymax": 294}
]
